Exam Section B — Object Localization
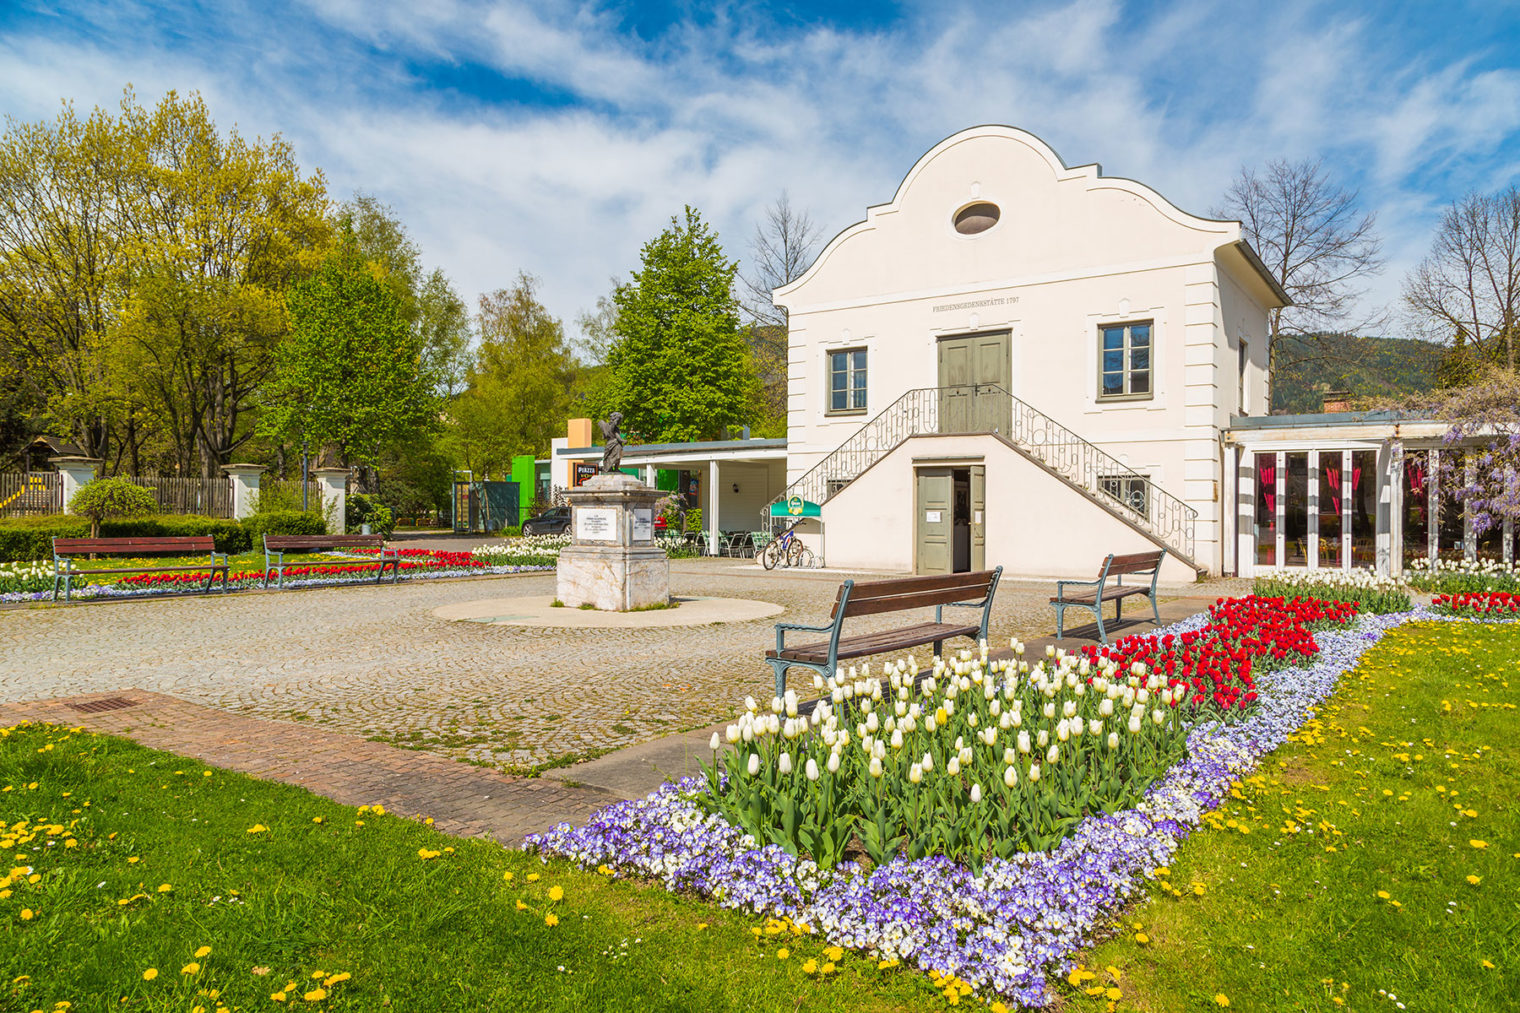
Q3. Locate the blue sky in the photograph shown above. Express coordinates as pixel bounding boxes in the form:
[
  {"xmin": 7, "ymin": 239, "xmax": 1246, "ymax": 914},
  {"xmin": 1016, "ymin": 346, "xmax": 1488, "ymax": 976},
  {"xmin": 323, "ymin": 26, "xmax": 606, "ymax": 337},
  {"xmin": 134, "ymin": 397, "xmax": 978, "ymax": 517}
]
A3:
[{"xmin": 4, "ymin": 0, "xmax": 1520, "ymax": 339}]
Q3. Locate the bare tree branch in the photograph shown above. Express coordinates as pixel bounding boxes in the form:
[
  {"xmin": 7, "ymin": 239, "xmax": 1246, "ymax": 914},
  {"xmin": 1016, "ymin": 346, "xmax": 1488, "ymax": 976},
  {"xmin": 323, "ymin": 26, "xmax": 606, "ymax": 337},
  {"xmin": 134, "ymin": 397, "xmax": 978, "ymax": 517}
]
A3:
[{"xmin": 1211, "ymin": 158, "xmax": 1384, "ymax": 408}]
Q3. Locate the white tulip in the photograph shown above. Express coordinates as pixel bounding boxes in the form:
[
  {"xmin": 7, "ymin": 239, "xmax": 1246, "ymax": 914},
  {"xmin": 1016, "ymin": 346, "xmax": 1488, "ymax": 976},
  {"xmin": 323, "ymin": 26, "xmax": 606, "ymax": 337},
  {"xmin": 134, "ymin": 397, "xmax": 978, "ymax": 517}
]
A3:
[
  {"xmin": 1042, "ymin": 702, "xmax": 1056, "ymax": 720},
  {"xmin": 908, "ymin": 762, "xmax": 923, "ymax": 784},
  {"xmin": 1056, "ymin": 719, "xmax": 1070, "ymax": 743},
  {"xmin": 970, "ymin": 783, "xmax": 983, "ymax": 804},
  {"xmin": 1003, "ymin": 764, "xmax": 1018, "ymax": 788},
  {"xmin": 805, "ymin": 757, "xmax": 820, "ymax": 781},
  {"xmin": 925, "ymin": 716, "xmax": 938, "ymax": 734},
  {"xmin": 869, "ymin": 756, "xmax": 884, "ymax": 778},
  {"xmin": 866, "ymin": 712, "xmax": 879, "ymax": 733},
  {"xmin": 1107, "ymin": 732, "xmax": 1119, "ymax": 750},
  {"xmin": 1128, "ymin": 715, "xmax": 1143, "ymax": 734},
  {"xmin": 1130, "ymin": 662, "xmax": 1146, "ymax": 677},
  {"xmin": 710, "ymin": 732, "xmax": 721, "ymax": 751},
  {"xmin": 967, "ymin": 711, "xmax": 979, "ymax": 728},
  {"xmin": 747, "ymin": 753, "xmax": 760, "ymax": 776},
  {"xmin": 946, "ymin": 756, "xmax": 960, "ymax": 776},
  {"xmin": 890, "ymin": 728, "xmax": 904, "ymax": 750},
  {"xmin": 1046, "ymin": 744, "xmax": 1059, "ymax": 764},
  {"xmin": 1153, "ymin": 708, "xmax": 1167, "ymax": 725},
  {"xmin": 1003, "ymin": 747, "xmax": 1016, "ymax": 765},
  {"xmin": 813, "ymin": 673, "xmax": 825, "ymax": 691},
  {"xmin": 742, "ymin": 724, "xmax": 755, "ymax": 743},
  {"xmin": 827, "ymin": 751, "xmax": 841, "ymax": 773},
  {"xmin": 726, "ymin": 725, "xmax": 741, "ymax": 744},
  {"xmin": 1037, "ymin": 730, "xmax": 1049, "ymax": 749},
  {"xmin": 1089, "ymin": 719, "xmax": 1103, "ymax": 736},
  {"xmin": 778, "ymin": 751, "xmax": 793, "ymax": 775},
  {"xmin": 1028, "ymin": 763, "xmax": 1041, "ymax": 783},
  {"xmin": 744, "ymin": 695, "xmax": 757, "ymax": 712},
  {"xmin": 770, "ymin": 696, "xmax": 783, "ymax": 714},
  {"xmin": 1099, "ymin": 698, "xmax": 1114, "ymax": 717},
  {"xmin": 1018, "ymin": 730, "xmax": 1031, "ymax": 754},
  {"xmin": 921, "ymin": 752, "xmax": 934, "ymax": 772}
]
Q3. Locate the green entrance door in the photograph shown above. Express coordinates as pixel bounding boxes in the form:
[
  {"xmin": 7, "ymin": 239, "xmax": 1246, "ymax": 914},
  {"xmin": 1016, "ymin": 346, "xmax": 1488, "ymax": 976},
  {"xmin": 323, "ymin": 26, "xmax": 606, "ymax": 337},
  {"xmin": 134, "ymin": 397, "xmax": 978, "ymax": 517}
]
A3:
[
  {"xmin": 937, "ymin": 331, "xmax": 1012, "ymax": 435},
  {"xmin": 970, "ymin": 464, "xmax": 985, "ymax": 571},
  {"xmin": 915, "ymin": 467, "xmax": 953, "ymax": 574}
]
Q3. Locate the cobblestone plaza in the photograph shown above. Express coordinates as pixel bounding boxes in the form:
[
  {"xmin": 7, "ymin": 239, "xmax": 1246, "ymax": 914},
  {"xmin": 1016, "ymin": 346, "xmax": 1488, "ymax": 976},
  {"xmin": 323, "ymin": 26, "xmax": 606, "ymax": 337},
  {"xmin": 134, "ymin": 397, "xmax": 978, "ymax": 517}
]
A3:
[{"xmin": 2, "ymin": 560, "xmax": 1237, "ymax": 771}]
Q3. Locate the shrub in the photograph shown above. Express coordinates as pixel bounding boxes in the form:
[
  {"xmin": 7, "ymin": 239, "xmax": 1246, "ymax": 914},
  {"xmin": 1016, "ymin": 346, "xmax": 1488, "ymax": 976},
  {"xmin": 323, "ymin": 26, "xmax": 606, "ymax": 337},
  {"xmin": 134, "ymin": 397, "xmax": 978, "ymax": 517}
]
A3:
[
  {"xmin": 67, "ymin": 477, "xmax": 157, "ymax": 537},
  {"xmin": 243, "ymin": 511, "xmax": 328, "ymax": 543},
  {"xmin": 0, "ymin": 514, "xmax": 249, "ymax": 561},
  {"xmin": 345, "ymin": 493, "xmax": 395, "ymax": 539},
  {"xmin": 247, "ymin": 483, "xmax": 306, "ymax": 514}
]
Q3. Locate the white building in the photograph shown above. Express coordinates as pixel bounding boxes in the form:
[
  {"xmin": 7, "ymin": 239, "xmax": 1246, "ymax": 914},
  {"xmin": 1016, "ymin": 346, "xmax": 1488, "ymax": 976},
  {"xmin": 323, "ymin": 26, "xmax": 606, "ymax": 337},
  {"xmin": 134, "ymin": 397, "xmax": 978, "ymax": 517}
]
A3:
[
  {"xmin": 558, "ymin": 125, "xmax": 1513, "ymax": 578},
  {"xmin": 770, "ymin": 125, "xmax": 1286, "ymax": 581}
]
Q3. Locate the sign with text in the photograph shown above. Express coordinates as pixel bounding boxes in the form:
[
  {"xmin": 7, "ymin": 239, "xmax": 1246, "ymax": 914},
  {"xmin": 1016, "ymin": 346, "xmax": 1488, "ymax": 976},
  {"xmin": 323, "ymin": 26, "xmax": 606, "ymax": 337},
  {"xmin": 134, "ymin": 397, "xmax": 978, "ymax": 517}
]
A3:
[
  {"xmin": 575, "ymin": 507, "xmax": 618, "ymax": 542},
  {"xmin": 573, "ymin": 463, "xmax": 599, "ymax": 487},
  {"xmin": 632, "ymin": 508, "xmax": 653, "ymax": 542}
]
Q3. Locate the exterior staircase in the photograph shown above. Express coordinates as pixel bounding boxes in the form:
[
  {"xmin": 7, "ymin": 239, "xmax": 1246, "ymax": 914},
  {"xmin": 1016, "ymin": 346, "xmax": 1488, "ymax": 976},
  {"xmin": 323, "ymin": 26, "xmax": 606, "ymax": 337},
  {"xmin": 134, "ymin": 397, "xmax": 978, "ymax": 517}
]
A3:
[{"xmin": 764, "ymin": 385, "xmax": 1200, "ymax": 569}]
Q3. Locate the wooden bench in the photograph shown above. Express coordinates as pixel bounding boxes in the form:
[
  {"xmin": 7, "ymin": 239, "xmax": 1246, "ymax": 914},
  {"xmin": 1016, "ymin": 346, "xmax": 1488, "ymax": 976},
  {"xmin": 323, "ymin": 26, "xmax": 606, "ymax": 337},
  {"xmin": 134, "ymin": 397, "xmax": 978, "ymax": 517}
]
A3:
[
  {"xmin": 52, "ymin": 536, "xmax": 229, "ymax": 602},
  {"xmin": 263, "ymin": 534, "xmax": 400, "ymax": 589},
  {"xmin": 1050, "ymin": 549, "xmax": 1167, "ymax": 645},
  {"xmin": 764, "ymin": 567, "xmax": 1003, "ymax": 695}
]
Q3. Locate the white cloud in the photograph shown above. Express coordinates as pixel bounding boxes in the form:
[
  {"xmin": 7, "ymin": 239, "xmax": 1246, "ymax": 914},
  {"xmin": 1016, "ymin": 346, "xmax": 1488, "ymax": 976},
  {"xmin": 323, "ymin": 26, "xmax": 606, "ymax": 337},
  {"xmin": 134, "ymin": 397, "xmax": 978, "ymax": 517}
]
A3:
[{"xmin": 4, "ymin": 0, "xmax": 1519, "ymax": 340}]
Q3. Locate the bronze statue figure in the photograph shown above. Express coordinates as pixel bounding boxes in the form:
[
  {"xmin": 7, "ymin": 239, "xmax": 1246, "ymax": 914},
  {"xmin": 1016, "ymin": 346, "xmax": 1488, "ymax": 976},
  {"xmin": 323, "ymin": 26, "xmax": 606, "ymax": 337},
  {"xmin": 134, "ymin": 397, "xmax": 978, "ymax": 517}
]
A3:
[{"xmin": 599, "ymin": 412, "xmax": 624, "ymax": 474}]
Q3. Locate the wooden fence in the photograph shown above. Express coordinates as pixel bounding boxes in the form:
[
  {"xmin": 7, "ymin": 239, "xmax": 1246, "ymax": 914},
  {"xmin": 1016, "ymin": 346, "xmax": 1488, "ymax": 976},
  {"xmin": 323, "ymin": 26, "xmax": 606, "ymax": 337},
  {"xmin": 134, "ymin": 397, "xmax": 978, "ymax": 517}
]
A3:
[
  {"xmin": 121, "ymin": 475, "xmax": 234, "ymax": 518},
  {"xmin": 0, "ymin": 472, "xmax": 61, "ymax": 517}
]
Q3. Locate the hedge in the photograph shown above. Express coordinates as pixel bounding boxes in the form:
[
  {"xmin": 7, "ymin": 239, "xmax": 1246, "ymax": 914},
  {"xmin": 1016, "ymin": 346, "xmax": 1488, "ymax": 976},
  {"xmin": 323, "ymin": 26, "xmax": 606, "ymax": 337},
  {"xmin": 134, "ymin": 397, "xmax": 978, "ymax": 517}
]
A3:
[
  {"xmin": 0, "ymin": 515, "xmax": 250, "ymax": 561},
  {"xmin": 242, "ymin": 511, "xmax": 328, "ymax": 543}
]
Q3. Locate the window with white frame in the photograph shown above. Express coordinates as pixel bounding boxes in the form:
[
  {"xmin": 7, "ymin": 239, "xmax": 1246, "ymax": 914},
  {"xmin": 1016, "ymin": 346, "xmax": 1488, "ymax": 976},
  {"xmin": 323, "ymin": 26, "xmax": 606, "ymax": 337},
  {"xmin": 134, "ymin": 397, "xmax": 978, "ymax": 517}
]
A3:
[
  {"xmin": 827, "ymin": 347, "xmax": 868, "ymax": 414},
  {"xmin": 1099, "ymin": 321, "xmax": 1152, "ymax": 400}
]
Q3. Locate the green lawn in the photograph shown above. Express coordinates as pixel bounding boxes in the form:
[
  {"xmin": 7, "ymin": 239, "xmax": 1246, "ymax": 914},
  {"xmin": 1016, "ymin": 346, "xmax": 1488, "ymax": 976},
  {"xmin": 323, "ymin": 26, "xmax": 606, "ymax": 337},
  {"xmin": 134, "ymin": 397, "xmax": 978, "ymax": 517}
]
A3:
[
  {"xmin": 1059, "ymin": 620, "xmax": 1518, "ymax": 1012},
  {"xmin": 0, "ymin": 725, "xmax": 939, "ymax": 1012}
]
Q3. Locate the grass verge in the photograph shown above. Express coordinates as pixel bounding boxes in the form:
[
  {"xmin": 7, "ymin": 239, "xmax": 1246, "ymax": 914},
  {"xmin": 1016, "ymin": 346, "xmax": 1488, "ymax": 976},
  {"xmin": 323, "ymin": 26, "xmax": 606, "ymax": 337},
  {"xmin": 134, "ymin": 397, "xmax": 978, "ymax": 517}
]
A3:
[
  {"xmin": 1058, "ymin": 620, "xmax": 1518, "ymax": 1012},
  {"xmin": 0, "ymin": 724, "xmax": 942, "ymax": 1012}
]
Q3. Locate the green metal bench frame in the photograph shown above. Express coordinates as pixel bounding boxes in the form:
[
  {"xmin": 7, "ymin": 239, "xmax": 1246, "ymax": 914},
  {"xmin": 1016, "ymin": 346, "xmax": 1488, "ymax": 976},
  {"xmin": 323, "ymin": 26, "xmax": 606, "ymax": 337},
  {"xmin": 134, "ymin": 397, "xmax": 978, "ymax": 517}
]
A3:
[{"xmin": 1050, "ymin": 549, "xmax": 1167, "ymax": 645}]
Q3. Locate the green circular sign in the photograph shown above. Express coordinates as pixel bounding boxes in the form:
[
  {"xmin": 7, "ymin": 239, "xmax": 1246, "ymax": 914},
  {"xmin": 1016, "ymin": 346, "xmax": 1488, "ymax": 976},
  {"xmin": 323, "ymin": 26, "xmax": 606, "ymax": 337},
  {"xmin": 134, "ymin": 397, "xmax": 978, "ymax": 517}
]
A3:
[{"xmin": 787, "ymin": 495, "xmax": 803, "ymax": 516}]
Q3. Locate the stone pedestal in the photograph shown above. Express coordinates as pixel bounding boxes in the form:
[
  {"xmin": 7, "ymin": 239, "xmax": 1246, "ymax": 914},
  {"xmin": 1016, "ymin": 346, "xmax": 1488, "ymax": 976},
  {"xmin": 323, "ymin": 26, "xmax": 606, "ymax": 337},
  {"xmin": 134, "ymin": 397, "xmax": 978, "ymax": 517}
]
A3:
[
  {"xmin": 556, "ymin": 473, "xmax": 670, "ymax": 611},
  {"xmin": 313, "ymin": 467, "xmax": 349, "ymax": 534},
  {"xmin": 222, "ymin": 464, "xmax": 267, "ymax": 520}
]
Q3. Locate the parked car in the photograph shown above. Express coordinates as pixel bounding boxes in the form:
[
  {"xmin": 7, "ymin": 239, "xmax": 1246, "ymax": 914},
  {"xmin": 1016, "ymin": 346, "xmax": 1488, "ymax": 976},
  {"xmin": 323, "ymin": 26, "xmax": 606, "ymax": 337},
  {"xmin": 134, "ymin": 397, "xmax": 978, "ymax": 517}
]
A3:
[{"xmin": 521, "ymin": 506, "xmax": 571, "ymax": 536}]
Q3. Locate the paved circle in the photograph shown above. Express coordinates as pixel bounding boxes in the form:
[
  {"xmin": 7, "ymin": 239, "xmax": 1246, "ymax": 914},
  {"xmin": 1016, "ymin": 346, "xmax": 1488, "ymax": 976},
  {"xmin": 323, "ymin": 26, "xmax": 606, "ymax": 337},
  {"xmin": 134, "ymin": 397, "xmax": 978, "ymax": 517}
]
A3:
[{"xmin": 431, "ymin": 594, "xmax": 785, "ymax": 627}]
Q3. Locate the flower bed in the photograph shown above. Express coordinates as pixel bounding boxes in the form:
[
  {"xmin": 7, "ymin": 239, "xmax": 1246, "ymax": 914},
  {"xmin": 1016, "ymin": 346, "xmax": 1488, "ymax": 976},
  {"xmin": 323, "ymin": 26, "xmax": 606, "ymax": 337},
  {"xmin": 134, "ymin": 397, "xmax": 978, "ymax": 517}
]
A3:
[
  {"xmin": 0, "ymin": 546, "xmax": 553, "ymax": 604},
  {"xmin": 528, "ymin": 599, "xmax": 1419, "ymax": 1007},
  {"xmin": 1405, "ymin": 556, "xmax": 1520, "ymax": 594},
  {"xmin": 1250, "ymin": 567, "xmax": 1412, "ymax": 613},
  {"xmin": 1431, "ymin": 591, "xmax": 1520, "ymax": 616}
]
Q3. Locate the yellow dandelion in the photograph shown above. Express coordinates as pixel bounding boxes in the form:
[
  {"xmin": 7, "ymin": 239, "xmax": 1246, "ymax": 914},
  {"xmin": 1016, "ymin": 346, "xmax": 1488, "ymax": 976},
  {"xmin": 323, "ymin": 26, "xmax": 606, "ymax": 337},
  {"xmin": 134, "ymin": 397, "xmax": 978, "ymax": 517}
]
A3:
[
  {"xmin": 1135, "ymin": 932, "xmax": 1149, "ymax": 944},
  {"xmin": 776, "ymin": 948, "xmax": 789, "ymax": 960},
  {"xmin": 502, "ymin": 871, "xmax": 513, "ymax": 882},
  {"xmin": 1214, "ymin": 995, "xmax": 1230, "ymax": 1008},
  {"xmin": 417, "ymin": 848, "xmax": 440, "ymax": 860},
  {"xmin": 1377, "ymin": 890, "xmax": 1390, "ymax": 899},
  {"xmin": 821, "ymin": 962, "xmax": 836, "ymax": 974},
  {"xmin": 801, "ymin": 959, "xmax": 818, "ymax": 974},
  {"xmin": 1482, "ymin": 959, "xmax": 1496, "ymax": 969},
  {"xmin": 312, "ymin": 817, "xmax": 323, "ymax": 824},
  {"xmin": 696, "ymin": 922, "xmax": 708, "ymax": 931},
  {"xmin": 181, "ymin": 962, "xmax": 201, "ymax": 975},
  {"xmin": 544, "ymin": 913, "xmax": 558, "ymax": 927},
  {"xmin": 270, "ymin": 993, "xmax": 286, "ymax": 1003},
  {"xmin": 1466, "ymin": 875, "xmax": 1481, "ymax": 885},
  {"xmin": 195, "ymin": 946, "xmax": 211, "ymax": 958},
  {"xmin": 548, "ymin": 885, "xmax": 564, "ymax": 902},
  {"xmin": 1470, "ymin": 839, "xmax": 1488, "ymax": 849},
  {"xmin": 20, "ymin": 908, "xmax": 34, "ymax": 920},
  {"xmin": 142, "ymin": 969, "xmax": 158, "ymax": 981},
  {"xmin": 527, "ymin": 872, "xmax": 540, "ymax": 882},
  {"xmin": 824, "ymin": 945, "xmax": 844, "ymax": 962},
  {"xmin": 515, "ymin": 900, "xmax": 528, "ymax": 911},
  {"xmin": 303, "ymin": 988, "xmax": 327, "ymax": 1002},
  {"xmin": 156, "ymin": 883, "xmax": 172, "ymax": 893}
]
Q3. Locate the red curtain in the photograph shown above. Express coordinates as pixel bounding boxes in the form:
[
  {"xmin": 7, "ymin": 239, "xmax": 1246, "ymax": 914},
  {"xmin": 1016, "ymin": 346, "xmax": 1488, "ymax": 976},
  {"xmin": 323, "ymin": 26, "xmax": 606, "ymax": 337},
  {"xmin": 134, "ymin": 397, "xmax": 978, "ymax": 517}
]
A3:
[
  {"xmin": 1325, "ymin": 463, "xmax": 1343, "ymax": 515},
  {"xmin": 1258, "ymin": 459, "xmax": 1276, "ymax": 514}
]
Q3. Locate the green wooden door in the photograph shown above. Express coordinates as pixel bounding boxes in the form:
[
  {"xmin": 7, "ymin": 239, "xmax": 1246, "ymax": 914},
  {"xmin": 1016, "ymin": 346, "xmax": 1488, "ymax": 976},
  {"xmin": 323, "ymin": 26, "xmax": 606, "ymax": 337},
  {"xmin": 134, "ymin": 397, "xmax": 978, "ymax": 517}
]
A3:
[
  {"xmin": 915, "ymin": 467, "xmax": 953, "ymax": 574},
  {"xmin": 971, "ymin": 464, "xmax": 986, "ymax": 571},
  {"xmin": 937, "ymin": 331, "xmax": 1012, "ymax": 434}
]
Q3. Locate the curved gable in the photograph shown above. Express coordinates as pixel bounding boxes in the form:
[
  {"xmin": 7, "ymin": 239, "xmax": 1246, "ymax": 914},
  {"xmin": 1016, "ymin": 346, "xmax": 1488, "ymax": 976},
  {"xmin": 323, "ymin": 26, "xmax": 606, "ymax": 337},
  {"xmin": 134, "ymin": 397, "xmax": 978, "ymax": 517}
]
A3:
[{"xmin": 775, "ymin": 125, "xmax": 1241, "ymax": 310}]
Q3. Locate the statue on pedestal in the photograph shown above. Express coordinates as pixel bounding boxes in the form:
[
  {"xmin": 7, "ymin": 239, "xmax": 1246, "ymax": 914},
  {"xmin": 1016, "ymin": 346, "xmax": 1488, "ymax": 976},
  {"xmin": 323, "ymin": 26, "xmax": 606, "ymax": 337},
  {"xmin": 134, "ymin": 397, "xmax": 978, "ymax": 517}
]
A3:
[{"xmin": 599, "ymin": 412, "xmax": 624, "ymax": 474}]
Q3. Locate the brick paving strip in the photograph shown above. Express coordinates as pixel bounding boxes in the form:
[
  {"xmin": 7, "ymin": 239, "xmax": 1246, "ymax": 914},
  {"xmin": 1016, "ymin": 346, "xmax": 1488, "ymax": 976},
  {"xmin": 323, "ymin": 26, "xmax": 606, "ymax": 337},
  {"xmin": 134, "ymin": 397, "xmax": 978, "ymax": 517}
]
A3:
[{"xmin": 0, "ymin": 690, "xmax": 618, "ymax": 846}]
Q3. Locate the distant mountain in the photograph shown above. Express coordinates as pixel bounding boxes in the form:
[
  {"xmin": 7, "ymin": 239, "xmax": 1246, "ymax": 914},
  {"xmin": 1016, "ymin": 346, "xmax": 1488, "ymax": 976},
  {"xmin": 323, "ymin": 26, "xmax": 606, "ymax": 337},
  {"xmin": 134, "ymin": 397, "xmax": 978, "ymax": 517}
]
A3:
[{"xmin": 1271, "ymin": 333, "xmax": 1444, "ymax": 414}]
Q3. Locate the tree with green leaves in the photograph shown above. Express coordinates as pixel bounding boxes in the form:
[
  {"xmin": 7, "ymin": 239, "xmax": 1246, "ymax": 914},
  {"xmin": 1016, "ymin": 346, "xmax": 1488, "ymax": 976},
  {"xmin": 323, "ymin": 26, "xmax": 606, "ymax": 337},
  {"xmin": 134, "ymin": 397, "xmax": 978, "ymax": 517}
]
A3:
[
  {"xmin": 603, "ymin": 206, "xmax": 759, "ymax": 442},
  {"xmin": 259, "ymin": 228, "xmax": 436, "ymax": 466},
  {"xmin": 68, "ymin": 476, "xmax": 157, "ymax": 538},
  {"xmin": 449, "ymin": 273, "xmax": 574, "ymax": 477}
]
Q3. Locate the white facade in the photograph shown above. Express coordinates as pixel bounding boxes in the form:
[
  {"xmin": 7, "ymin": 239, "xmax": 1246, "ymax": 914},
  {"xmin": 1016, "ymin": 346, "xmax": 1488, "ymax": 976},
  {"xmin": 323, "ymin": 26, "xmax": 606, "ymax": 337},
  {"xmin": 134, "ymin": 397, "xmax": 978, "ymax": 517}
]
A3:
[{"xmin": 772, "ymin": 126, "xmax": 1288, "ymax": 579}]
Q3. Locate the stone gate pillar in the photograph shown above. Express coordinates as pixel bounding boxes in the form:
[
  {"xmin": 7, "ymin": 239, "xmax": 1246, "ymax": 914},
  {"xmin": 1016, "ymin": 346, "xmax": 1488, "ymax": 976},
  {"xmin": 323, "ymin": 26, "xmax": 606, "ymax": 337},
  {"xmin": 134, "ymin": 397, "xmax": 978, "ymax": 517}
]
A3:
[
  {"xmin": 50, "ymin": 456, "xmax": 100, "ymax": 510},
  {"xmin": 313, "ymin": 467, "xmax": 350, "ymax": 535},
  {"xmin": 222, "ymin": 464, "xmax": 267, "ymax": 520}
]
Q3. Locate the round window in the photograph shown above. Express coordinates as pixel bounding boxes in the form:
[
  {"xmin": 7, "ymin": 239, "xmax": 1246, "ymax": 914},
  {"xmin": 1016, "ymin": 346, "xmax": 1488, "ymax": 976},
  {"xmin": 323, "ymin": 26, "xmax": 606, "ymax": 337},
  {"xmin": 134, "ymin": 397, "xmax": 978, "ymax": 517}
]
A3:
[{"xmin": 953, "ymin": 201, "xmax": 1000, "ymax": 235}]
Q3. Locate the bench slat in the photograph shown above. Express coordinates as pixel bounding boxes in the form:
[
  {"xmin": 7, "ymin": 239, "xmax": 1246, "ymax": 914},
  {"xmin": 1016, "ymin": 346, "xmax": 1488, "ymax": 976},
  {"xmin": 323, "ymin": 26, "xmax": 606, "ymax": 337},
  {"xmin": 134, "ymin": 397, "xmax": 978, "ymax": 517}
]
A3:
[
  {"xmin": 768, "ymin": 622, "xmax": 981, "ymax": 664},
  {"xmin": 844, "ymin": 570, "xmax": 1000, "ymax": 600},
  {"xmin": 54, "ymin": 537, "xmax": 217, "ymax": 554},
  {"xmin": 71, "ymin": 564, "xmax": 228, "ymax": 575},
  {"xmin": 264, "ymin": 535, "xmax": 386, "ymax": 549},
  {"xmin": 1050, "ymin": 586, "xmax": 1151, "ymax": 606},
  {"xmin": 1106, "ymin": 551, "xmax": 1165, "ymax": 575},
  {"xmin": 833, "ymin": 570, "xmax": 998, "ymax": 618}
]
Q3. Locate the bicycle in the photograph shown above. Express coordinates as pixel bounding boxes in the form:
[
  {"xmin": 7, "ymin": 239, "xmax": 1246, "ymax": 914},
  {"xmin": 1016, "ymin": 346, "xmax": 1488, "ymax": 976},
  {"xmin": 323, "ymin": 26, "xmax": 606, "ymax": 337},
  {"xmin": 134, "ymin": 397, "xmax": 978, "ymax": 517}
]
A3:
[{"xmin": 760, "ymin": 523, "xmax": 816, "ymax": 570}]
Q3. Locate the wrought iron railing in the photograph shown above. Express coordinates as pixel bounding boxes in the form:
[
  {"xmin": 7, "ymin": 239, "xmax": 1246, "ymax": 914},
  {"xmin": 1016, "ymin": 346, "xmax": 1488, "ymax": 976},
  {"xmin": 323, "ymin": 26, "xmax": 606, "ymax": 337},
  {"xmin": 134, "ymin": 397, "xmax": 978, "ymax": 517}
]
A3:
[{"xmin": 764, "ymin": 385, "xmax": 1197, "ymax": 562}]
